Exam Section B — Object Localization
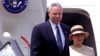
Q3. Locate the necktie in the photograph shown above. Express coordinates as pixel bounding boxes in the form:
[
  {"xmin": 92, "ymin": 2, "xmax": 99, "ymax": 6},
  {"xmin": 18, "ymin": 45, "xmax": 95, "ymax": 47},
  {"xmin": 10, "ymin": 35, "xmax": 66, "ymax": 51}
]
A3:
[{"xmin": 56, "ymin": 26, "xmax": 63, "ymax": 53}]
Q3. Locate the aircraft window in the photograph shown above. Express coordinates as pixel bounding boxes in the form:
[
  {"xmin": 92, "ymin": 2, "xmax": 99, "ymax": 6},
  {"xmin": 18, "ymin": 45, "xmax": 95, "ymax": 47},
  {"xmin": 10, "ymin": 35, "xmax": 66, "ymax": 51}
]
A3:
[{"xmin": 46, "ymin": 8, "xmax": 97, "ymax": 56}]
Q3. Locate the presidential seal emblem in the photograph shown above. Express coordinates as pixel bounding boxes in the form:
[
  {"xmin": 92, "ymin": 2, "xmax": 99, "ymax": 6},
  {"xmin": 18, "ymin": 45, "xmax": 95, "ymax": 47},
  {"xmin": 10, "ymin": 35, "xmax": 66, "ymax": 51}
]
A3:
[{"xmin": 2, "ymin": 0, "xmax": 28, "ymax": 14}]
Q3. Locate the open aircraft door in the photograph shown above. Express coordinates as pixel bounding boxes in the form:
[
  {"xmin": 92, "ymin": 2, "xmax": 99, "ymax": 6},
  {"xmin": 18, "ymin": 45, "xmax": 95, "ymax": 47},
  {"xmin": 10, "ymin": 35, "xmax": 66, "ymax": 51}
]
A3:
[{"xmin": 46, "ymin": 8, "xmax": 97, "ymax": 56}]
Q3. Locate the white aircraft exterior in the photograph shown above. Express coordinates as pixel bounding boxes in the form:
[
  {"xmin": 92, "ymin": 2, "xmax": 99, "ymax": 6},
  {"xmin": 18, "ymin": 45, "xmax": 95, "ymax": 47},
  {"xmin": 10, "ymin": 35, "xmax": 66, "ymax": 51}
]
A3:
[
  {"xmin": 0, "ymin": 0, "xmax": 46, "ymax": 56},
  {"xmin": 0, "ymin": 0, "xmax": 100, "ymax": 56}
]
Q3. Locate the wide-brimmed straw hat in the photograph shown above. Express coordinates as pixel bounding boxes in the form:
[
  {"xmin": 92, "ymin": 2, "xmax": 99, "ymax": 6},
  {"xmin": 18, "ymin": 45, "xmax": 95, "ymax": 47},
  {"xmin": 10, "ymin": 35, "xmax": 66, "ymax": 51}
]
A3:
[{"xmin": 69, "ymin": 25, "xmax": 89, "ymax": 40}]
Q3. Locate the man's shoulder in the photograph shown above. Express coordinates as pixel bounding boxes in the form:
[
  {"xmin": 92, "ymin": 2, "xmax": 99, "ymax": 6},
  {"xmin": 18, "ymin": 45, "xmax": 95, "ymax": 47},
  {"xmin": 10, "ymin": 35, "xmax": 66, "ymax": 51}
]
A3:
[
  {"xmin": 34, "ymin": 21, "xmax": 49, "ymax": 28},
  {"xmin": 60, "ymin": 23, "xmax": 70, "ymax": 29}
]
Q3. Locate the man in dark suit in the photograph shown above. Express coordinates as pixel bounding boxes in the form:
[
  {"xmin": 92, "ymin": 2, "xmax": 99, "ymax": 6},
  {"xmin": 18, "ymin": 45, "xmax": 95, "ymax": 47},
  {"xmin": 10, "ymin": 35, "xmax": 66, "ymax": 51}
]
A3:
[{"xmin": 30, "ymin": 3, "xmax": 70, "ymax": 56}]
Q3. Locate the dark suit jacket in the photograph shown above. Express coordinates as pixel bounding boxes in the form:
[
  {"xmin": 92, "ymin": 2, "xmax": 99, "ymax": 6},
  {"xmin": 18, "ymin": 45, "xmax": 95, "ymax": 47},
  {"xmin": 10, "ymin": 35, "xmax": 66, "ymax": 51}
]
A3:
[{"xmin": 30, "ymin": 20, "xmax": 70, "ymax": 56}]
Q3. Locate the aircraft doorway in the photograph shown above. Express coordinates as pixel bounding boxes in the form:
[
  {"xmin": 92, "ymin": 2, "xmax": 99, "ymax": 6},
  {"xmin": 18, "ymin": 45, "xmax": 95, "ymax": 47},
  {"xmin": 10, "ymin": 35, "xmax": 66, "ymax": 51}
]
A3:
[{"xmin": 46, "ymin": 8, "xmax": 97, "ymax": 56}]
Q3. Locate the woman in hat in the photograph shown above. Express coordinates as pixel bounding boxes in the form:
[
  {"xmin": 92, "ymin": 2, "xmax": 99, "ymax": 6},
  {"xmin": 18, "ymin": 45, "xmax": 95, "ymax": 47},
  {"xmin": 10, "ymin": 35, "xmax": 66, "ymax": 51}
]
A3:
[{"xmin": 69, "ymin": 25, "xmax": 95, "ymax": 56}]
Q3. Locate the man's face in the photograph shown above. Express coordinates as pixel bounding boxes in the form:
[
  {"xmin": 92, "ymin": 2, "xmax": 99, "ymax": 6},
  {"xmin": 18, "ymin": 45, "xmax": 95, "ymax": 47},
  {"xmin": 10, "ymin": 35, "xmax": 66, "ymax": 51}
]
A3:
[{"xmin": 48, "ymin": 6, "xmax": 63, "ymax": 25}]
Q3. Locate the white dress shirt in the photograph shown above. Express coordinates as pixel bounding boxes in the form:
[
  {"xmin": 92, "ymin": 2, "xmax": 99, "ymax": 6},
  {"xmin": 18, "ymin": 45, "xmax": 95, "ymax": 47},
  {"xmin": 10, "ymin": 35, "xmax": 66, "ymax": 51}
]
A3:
[{"xmin": 49, "ymin": 20, "xmax": 65, "ymax": 48}]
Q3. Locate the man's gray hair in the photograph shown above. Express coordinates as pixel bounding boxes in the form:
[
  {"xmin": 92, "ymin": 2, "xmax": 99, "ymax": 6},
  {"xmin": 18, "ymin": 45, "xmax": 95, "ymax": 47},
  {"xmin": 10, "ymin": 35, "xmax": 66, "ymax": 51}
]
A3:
[{"xmin": 48, "ymin": 3, "xmax": 62, "ymax": 12}]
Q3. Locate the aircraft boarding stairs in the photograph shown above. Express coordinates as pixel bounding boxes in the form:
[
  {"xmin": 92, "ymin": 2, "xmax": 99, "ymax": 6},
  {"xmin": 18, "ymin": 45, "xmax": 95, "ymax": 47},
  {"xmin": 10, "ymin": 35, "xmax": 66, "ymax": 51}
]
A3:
[{"xmin": 0, "ymin": 39, "xmax": 24, "ymax": 56}]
